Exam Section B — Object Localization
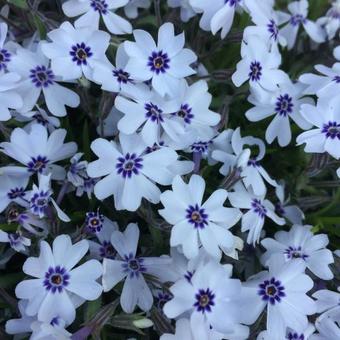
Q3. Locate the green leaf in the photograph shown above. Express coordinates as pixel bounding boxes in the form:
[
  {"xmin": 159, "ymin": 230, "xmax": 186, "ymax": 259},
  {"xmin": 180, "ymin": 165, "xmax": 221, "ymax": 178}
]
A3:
[
  {"xmin": 7, "ymin": 0, "xmax": 28, "ymax": 9},
  {"xmin": 0, "ymin": 272, "xmax": 24, "ymax": 288},
  {"xmin": 84, "ymin": 297, "xmax": 102, "ymax": 322},
  {"xmin": 32, "ymin": 14, "xmax": 47, "ymax": 40}
]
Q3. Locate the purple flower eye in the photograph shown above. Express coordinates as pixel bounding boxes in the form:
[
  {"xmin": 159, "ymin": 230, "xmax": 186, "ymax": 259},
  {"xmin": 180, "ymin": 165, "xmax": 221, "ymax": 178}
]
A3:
[
  {"xmin": 194, "ymin": 288, "xmax": 215, "ymax": 313},
  {"xmin": 85, "ymin": 211, "xmax": 104, "ymax": 233},
  {"xmin": 7, "ymin": 187, "xmax": 26, "ymax": 200},
  {"xmin": 145, "ymin": 102, "xmax": 164, "ymax": 123},
  {"xmin": 275, "ymin": 94, "xmax": 293, "ymax": 116},
  {"xmin": 43, "ymin": 266, "xmax": 70, "ymax": 293},
  {"xmin": 186, "ymin": 204, "xmax": 209, "ymax": 229},
  {"xmin": 258, "ymin": 277, "xmax": 285, "ymax": 304},
  {"xmin": 70, "ymin": 43, "xmax": 93, "ymax": 66},
  {"xmin": 290, "ymin": 14, "xmax": 306, "ymax": 26},
  {"xmin": 113, "ymin": 68, "xmax": 133, "ymax": 84},
  {"xmin": 27, "ymin": 155, "xmax": 49, "ymax": 173},
  {"xmin": 90, "ymin": 0, "xmax": 108, "ymax": 14},
  {"xmin": 116, "ymin": 153, "xmax": 143, "ymax": 178},
  {"xmin": 0, "ymin": 48, "xmax": 11, "ymax": 71},
  {"xmin": 249, "ymin": 61, "xmax": 262, "ymax": 82},
  {"xmin": 251, "ymin": 199, "xmax": 267, "ymax": 218},
  {"xmin": 173, "ymin": 104, "xmax": 194, "ymax": 124},
  {"xmin": 148, "ymin": 51, "xmax": 170, "ymax": 74},
  {"xmin": 322, "ymin": 121, "xmax": 340, "ymax": 139},
  {"xmin": 267, "ymin": 19, "xmax": 279, "ymax": 41},
  {"xmin": 122, "ymin": 253, "xmax": 146, "ymax": 278},
  {"xmin": 30, "ymin": 65, "xmax": 55, "ymax": 88},
  {"xmin": 284, "ymin": 246, "xmax": 309, "ymax": 260}
]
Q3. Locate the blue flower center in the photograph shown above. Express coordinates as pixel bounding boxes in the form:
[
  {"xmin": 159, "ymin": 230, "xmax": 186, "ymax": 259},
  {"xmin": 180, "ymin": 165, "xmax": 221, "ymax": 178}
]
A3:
[
  {"xmin": 249, "ymin": 61, "xmax": 262, "ymax": 82},
  {"xmin": 116, "ymin": 153, "xmax": 143, "ymax": 178},
  {"xmin": 43, "ymin": 266, "xmax": 70, "ymax": 293},
  {"xmin": 194, "ymin": 288, "xmax": 215, "ymax": 313},
  {"xmin": 258, "ymin": 277, "xmax": 285, "ymax": 305}
]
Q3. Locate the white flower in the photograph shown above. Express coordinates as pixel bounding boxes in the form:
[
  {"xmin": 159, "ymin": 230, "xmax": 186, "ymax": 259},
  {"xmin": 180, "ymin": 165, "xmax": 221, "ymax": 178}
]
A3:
[
  {"xmin": 313, "ymin": 288, "xmax": 340, "ymax": 317},
  {"xmin": 0, "ymin": 22, "xmax": 12, "ymax": 72},
  {"xmin": 261, "ymin": 224, "xmax": 334, "ymax": 280},
  {"xmin": 274, "ymin": 182, "xmax": 304, "ymax": 225},
  {"xmin": 213, "ymin": 128, "xmax": 277, "ymax": 195},
  {"xmin": 0, "ymin": 172, "xmax": 29, "ymax": 212},
  {"xmin": 296, "ymin": 98, "xmax": 340, "ymax": 160},
  {"xmin": 244, "ymin": 0, "xmax": 288, "ymax": 47},
  {"xmin": 88, "ymin": 216, "xmax": 118, "ymax": 260},
  {"xmin": 190, "ymin": 0, "xmax": 245, "ymax": 39},
  {"xmin": 87, "ymin": 133, "xmax": 188, "ymax": 211},
  {"xmin": 124, "ymin": 22, "xmax": 197, "ymax": 97},
  {"xmin": 10, "ymin": 210, "xmax": 49, "ymax": 236},
  {"xmin": 317, "ymin": 0, "xmax": 340, "ymax": 40},
  {"xmin": 299, "ymin": 62, "xmax": 340, "ymax": 100},
  {"xmin": 311, "ymin": 317, "xmax": 340, "ymax": 340},
  {"xmin": 0, "ymin": 72, "xmax": 23, "ymax": 121},
  {"xmin": 93, "ymin": 43, "xmax": 149, "ymax": 98},
  {"xmin": 15, "ymin": 105, "xmax": 61, "ymax": 133},
  {"xmin": 167, "ymin": 79, "xmax": 220, "ymax": 142},
  {"xmin": 159, "ymin": 175, "xmax": 241, "ymax": 259},
  {"xmin": 163, "ymin": 261, "xmax": 249, "ymax": 339},
  {"xmin": 257, "ymin": 324, "xmax": 315, "ymax": 340},
  {"xmin": 115, "ymin": 90, "xmax": 184, "ymax": 146},
  {"xmin": 28, "ymin": 173, "xmax": 70, "ymax": 222},
  {"xmin": 168, "ymin": 0, "xmax": 196, "ymax": 22},
  {"xmin": 123, "ymin": 0, "xmax": 150, "ymax": 19},
  {"xmin": 245, "ymin": 78, "xmax": 312, "ymax": 147},
  {"xmin": 0, "ymin": 123, "xmax": 77, "ymax": 180},
  {"xmin": 8, "ymin": 44, "xmax": 80, "ymax": 116},
  {"xmin": 241, "ymin": 260, "xmax": 316, "ymax": 338},
  {"xmin": 6, "ymin": 300, "xmax": 37, "ymax": 337},
  {"xmin": 15, "ymin": 235, "xmax": 103, "ymax": 324},
  {"xmin": 232, "ymin": 35, "xmax": 286, "ymax": 91},
  {"xmin": 0, "ymin": 230, "xmax": 31, "ymax": 252},
  {"xmin": 41, "ymin": 22, "xmax": 110, "ymax": 81},
  {"xmin": 280, "ymin": 0, "xmax": 326, "ymax": 50},
  {"xmin": 102, "ymin": 223, "xmax": 171, "ymax": 313},
  {"xmin": 30, "ymin": 317, "xmax": 72, "ymax": 340},
  {"xmin": 62, "ymin": 0, "xmax": 132, "ymax": 35},
  {"xmin": 228, "ymin": 184, "xmax": 285, "ymax": 245}
]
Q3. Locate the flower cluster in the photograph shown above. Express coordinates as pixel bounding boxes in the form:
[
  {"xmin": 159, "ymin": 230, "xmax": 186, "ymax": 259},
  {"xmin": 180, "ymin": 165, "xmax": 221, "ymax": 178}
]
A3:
[{"xmin": 0, "ymin": 0, "xmax": 339, "ymax": 339}]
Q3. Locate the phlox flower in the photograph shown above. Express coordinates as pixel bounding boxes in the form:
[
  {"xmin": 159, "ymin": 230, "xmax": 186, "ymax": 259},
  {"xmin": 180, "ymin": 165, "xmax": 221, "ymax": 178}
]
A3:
[
  {"xmin": 15, "ymin": 235, "xmax": 103, "ymax": 324},
  {"xmin": 102, "ymin": 223, "xmax": 171, "ymax": 313},
  {"xmin": 228, "ymin": 184, "xmax": 285, "ymax": 245},
  {"xmin": 159, "ymin": 175, "xmax": 241, "ymax": 259},
  {"xmin": 244, "ymin": 0, "xmax": 288, "ymax": 47},
  {"xmin": 123, "ymin": 0, "xmax": 150, "ymax": 19},
  {"xmin": 124, "ymin": 22, "xmax": 197, "ymax": 97},
  {"xmin": 245, "ymin": 78, "xmax": 312, "ymax": 147},
  {"xmin": 8, "ymin": 45, "xmax": 80, "ymax": 117},
  {"xmin": 87, "ymin": 133, "xmax": 189, "ymax": 211},
  {"xmin": 297, "ymin": 97, "xmax": 340, "ymax": 160},
  {"xmin": 28, "ymin": 173, "xmax": 70, "ymax": 222},
  {"xmin": 274, "ymin": 182, "xmax": 304, "ymax": 225},
  {"xmin": 0, "ymin": 230, "xmax": 30, "ymax": 253},
  {"xmin": 232, "ymin": 35, "xmax": 286, "ymax": 91},
  {"xmin": 0, "ymin": 172, "xmax": 29, "ymax": 212},
  {"xmin": 213, "ymin": 128, "xmax": 277, "ymax": 196},
  {"xmin": 280, "ymin": 0, "xmax": 326, "ymax": 49},
  {"xmin": 299, "ymin": 62, "xmax": 340, "ymax": 100},
  {"xmin": 0, "ymin": 72, "xmax": 23, "ymax": 121},
  {"xmin": 163, "ymin": 261, "xmax": 249, "ymax": 339},
  {"xmin": 317, "ymin": 0, "xmax": 340, "ymax": 40},
  {"xmin": 0, "ymin": 123, "xmax": 77, "ymax": 180},
  {"xmin": 190, "ymin": 0, "xmax": 246, "ymax": 39},
  {"xmin": 115, "ymin": 90, "xmax": 184, "ymax": 146},
  {"xmin": 93, "ymin": 43, "xmax": 148, "ymax": 98},
  {"xmin": 168, "ymin": 0, "xmax": 196, "ymax": 22},
  {"xmin": 310, "ymin": 317, "xmax": 340, "ymax": 340},
  {"xmin": 241, "ymin": 259, "xmax": 316, "ymax": 338},
  {"xmin": 0, "ymin": 22, "xmax": 11, "ymax": 72},
  {"xmin": 62, "ymin": 0, "xmax": 132, "ymax": 35},
  {"xmin": 41, "ymin": 22, "xmax": 110, "ymax": 81},
  {"xmin": 261, "ymin": 224, "xmax": 334, "ymax": 280}
]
